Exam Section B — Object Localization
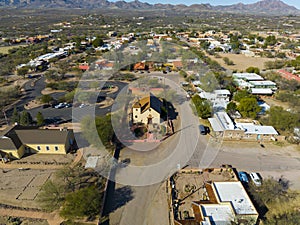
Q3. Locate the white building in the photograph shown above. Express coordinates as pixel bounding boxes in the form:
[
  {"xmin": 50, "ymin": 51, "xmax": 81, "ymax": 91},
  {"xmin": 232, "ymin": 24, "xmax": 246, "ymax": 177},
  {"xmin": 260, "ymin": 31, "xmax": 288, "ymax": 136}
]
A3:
[
  {"xmin": 199, "ymin": 90, "xmax": 231, "ymax": 111},
  {"xmin": 193, "ymin": 181, "xmax": 259, "ymax": 225},
  {"xmin": 208, "ymin": 112, "xmax": 278, "ymax": 141}
]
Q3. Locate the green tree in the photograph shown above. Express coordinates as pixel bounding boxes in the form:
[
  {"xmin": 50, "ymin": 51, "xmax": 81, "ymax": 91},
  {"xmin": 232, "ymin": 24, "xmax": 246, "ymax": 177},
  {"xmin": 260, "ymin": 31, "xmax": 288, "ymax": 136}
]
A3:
[
  {"xmin": 19, "ymin": 111, "xmax": 33, "ymax": 126},
  {"xmin": 36, "ymin": 111, "xmax": 44, "ymax": 126},
  {"xmin": 38, "ymin": 180, "xmax": 66, "ymax": 211},
  {"xmin": 237, "ymin": 97, "xmax": 261, "ymax": 118},
  {"xmin": 92, "ymin": 37, "xmax": 104, "ymax": 48},
  {"xmin": 192, "ymin": 95, "xmax": 212, "ymax": 119},
  {"xmin": 81, "ymin": 115, "xmax": 114, "ymax": 148},
  {"xmin": 17, "ymin": 66, "xmax": 30, "ymax": 78},
  {"xmin": 11, "ymin": 106, "xmax": 20, "ymax": 124},
  {"xmin": 40, "ymin": 94, "xmax": 53, "ymax": 104},
  {"xmin": 226, "ymin": 102, "xmax": 237, "ymax": 114},
  {"xmin": 233, "ymin": 90, "xmax": 252, "ymax": 102},
  {"xmin": 200, "ymin": 71, "xmax": 219, "ymax": 92},
  {"xmin": 246, "ymin": 66, "xmax": 260, "ymax": 74},
  {"xmin": 64, "ymin": 91, "xmax": 75, "ymax": 103},
  {"xmin": 261, "ymin": 106, "xmax": 300, "ymax": 132},
  {"xmin": 223, "ymin": 57, "xmax": 234, "ymax": 65},
  {"xmin": 60, "ymin": 186, "xmax": 102, "ymax": 220}
]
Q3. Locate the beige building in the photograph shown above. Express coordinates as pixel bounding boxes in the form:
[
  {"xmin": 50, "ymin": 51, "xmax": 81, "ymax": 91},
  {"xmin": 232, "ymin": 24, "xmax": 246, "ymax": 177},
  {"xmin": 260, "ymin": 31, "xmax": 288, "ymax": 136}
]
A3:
[
  {"xmin": 132, "ymin": 94, "xmax": 163, "ymax": 125},
  {"xmin": 0, "ymin": 125, "xmax": 75, "ymax": 161}
]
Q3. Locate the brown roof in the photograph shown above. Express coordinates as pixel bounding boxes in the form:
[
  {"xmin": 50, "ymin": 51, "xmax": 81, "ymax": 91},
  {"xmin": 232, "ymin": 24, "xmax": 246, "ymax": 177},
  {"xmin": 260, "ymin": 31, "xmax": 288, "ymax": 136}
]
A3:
[
  {"xmin": 15, "ymin": 129, "xmax": 70, "ymax": 145},
  {"xmin": 205, "ymin": 183, "xmax": 218, "ymax": 204},
  {"xmin": 0, "ymin": 129, "xmax": 23, "ymax": 151},
  {"xmin": 192, "ymin": 203, "xmax": 203, "ymax": 222},
  {"xmin": 0, "ymin": 137, "xmax": 19, "ymax": 150},
  {"xmin": 134, "ymin": 94, "xmax": 162, "ymax": 114},
  {"xmin": 173, "ymin": 61, "xmax": 183, "ymax": 68}
]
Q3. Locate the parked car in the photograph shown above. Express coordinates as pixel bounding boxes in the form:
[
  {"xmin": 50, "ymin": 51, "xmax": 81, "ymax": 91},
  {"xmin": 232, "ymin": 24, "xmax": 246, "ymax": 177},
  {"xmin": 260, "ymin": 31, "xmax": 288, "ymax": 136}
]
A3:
[
  {"xmin": 238, "ymin": 171, "xmax": 249, "ymax": 184},
  {"xmin": 199, "ymin": 125, "xmax": 207, "ymax": 135},
  {"xmin": 54, "ymin": 102, "xmax": 66, "ymax": 109},
  {"xmin": 249, "ymin": 172, "xmax": 262, "ymax": 186},
  {"xmin": 79, "ymin": 103, "xmax": 86, "ymax": 108}
]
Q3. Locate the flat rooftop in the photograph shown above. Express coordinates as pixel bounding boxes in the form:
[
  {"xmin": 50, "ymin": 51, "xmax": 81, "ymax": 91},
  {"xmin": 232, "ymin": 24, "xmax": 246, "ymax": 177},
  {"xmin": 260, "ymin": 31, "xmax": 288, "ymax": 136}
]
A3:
[
  {"xmin": 249, "ymin": 80, "xmax": 277, "ymax": 86},
  {"xmin": 233, "ymin": 73, "xmax": 264, "ymax": 81},
  {"xmin": 213, "ymin": 182, "xmax": 258, "ymax": 215},
  {"xmin": 236, "ymin": 123, "xmax": 278, "ymax": 135},
  {"xmin": 200, "ymin": 204, "xmax": 234, "ymax": 224},
  {"xmin": 250, "ymin": 88, "xmax": 273, "ymax": 95}
]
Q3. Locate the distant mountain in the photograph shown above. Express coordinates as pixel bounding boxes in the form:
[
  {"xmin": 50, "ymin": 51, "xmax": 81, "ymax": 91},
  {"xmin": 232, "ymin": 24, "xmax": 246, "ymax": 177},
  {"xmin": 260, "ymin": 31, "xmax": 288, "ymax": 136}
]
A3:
[
  {"xmin": 0, "ymin": 0, "xmax": 299, "ymax": 15},
  {"xmin": 214, "ymin": 0, "xmax": 300, "ymax": 15}
]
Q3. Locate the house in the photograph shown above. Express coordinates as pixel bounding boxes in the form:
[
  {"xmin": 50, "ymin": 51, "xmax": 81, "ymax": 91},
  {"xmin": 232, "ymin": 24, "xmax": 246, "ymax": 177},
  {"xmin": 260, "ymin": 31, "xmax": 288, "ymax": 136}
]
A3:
[
  {"xmin": 132, "ymin": 94, "xmax": 163, "ymax": 125},
  {"xmin": 133, "ymin": 62, "xmax": 146, "ymax": 71},
  {"xmin": 172, "ymin": 61, "xmax": 183, "ymax": 71},
  {"xmin": 277, "ymin": 69, "xmax": 300, "ymax": 83},
  {"xmin": 248, "ymin": 80, "xmax": 277, "ymax": 90},
  {"xmin": 208, "ymin": 112, "xmax": 278, "ymax": 141},
  {"xmin": 0, "ymin": 126, "xmax": 75, "ymax": 161},
  {"xmin": 199, "ymin": 89, "xmax": 231, "ymax": 111},
  {"xmin": 79, "ymin": 64, "xmax": 89, "ymax": 71},
  {"xmin": 193, "ymin": 181, "xmax": 259, "ymax": 225},
  {"xmin": 171, "ymin": 169, "xmax": 258, "ymax": 225},
  {"xmin": 232, "ymin": 73, "xmax": 264, "ymax": 81}
]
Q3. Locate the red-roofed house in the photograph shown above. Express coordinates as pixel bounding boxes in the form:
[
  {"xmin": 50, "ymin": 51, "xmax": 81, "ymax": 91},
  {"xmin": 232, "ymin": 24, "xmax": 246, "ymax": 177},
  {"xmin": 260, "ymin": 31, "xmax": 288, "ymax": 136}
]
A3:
[
  {"xmin": 277, "ymin": 70, "xmax": 300, "ymax": 83},
  {"xmin": 79, "ymin": 64, "xmax": 89, "ymax": 71}
]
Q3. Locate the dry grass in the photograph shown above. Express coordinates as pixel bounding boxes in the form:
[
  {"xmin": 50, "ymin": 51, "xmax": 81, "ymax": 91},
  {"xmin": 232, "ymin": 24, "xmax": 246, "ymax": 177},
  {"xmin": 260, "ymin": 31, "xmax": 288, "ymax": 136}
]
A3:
[
  {"xmin": 211, "ymin": 53, "xmax": 276, "ymax": 71},
  {"xmin": 0, "ymin": 45, "xmax": 27, "ymax": 54},
  {"xmin": 265, "ymin": 192, "xmax": 300, "ymax": 219}
]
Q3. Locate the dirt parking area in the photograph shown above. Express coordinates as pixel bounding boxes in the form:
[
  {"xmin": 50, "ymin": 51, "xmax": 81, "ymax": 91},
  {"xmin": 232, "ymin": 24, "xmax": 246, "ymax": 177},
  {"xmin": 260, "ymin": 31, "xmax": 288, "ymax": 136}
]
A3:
[{"xmin": 0, "ymin": 168, "xmax": 55, "ymax": 208}]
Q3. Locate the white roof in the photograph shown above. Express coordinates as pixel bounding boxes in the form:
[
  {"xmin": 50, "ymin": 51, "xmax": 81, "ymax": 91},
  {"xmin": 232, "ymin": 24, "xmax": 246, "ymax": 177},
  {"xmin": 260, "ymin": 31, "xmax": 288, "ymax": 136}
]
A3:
[
  {"xmin": 200, "ymin": 204, "xmax": 234, "ymax": 225},
  {"xmin": 249, "ymin": 80, "xmax": 277, "ymax": 86},
  {"xmin": 208, "ymin": 118, "xmax": 224, "ymax": 132},
  {"xmin": 214, "ymin": 182, "xmax": 258, "ymax": 215},
  {"xmin": 250, "ymin": 88, "xmax": 273, "ymax": 95},
  {"xmin": 234, "ymin": 79, "xmax": 254, "ymax": 88},
  {"xmin": 233, "ymin": 73, "xmax": 264, "ymax": 81},
  {"xmin": 236, "ymin": 123, "xmax": 278, "ymax": 135},
  {"xmin": 214, "ymin": 89, "xmax": 231, "ymax": 95},
  {"xmin": 85, "ymin": 156, "xmax": 100, "ymax": 169}
]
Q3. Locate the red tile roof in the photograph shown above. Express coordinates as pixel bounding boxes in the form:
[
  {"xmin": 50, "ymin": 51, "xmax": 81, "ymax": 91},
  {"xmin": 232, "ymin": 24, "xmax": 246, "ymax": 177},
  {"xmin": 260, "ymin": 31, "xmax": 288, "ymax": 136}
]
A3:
[
  {"xmin": 79, "ymin": 64, "xmax": 89, "ymax": 70},
  {"xmin": 277, "ymin": 69, "xmax": 300, "ymax": 83}
]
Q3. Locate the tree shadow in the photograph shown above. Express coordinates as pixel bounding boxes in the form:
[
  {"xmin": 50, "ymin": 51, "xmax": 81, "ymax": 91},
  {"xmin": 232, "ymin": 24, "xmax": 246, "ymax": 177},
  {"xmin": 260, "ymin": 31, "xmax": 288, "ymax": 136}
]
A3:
[{"xmin": 102, "ymin": 184, "xmax": 134, "ymax": 216}]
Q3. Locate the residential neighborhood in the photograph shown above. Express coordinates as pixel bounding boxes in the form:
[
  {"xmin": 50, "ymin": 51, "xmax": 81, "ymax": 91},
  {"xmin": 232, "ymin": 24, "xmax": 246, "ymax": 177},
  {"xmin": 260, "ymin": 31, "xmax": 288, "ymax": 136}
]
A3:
[{"xmin": 0, "ymin": 0, "xmax": 300, "ymax": 224}]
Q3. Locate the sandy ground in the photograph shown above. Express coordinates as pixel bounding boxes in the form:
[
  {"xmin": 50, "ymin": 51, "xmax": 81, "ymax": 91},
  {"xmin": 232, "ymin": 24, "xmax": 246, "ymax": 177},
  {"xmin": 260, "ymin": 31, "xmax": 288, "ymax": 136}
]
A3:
[
  {"xmin": 211, "ymin": 53, "xmax": 276, "ymax": 71},
  {"xmin": 41, "ymin": 88, "xmax": 65, "ymax": 95},
  {"xmin": 24, "ymin": 99, "xmax": 43, "ymax": 110}
]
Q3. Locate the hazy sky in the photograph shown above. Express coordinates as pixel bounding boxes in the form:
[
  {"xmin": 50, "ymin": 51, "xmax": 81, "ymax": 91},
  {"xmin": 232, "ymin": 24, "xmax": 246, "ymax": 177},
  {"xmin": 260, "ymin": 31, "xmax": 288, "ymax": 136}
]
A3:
[{"xmin": 111, "ymin": 0, "xmax": 300, "ymax": 9}]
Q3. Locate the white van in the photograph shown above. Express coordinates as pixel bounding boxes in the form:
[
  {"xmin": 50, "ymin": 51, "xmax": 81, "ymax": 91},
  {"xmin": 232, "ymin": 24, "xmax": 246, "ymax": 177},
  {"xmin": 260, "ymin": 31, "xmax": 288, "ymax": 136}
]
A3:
[{"xmin": 250, "ymin": 172, "xmax": 262, "ymax": 186}]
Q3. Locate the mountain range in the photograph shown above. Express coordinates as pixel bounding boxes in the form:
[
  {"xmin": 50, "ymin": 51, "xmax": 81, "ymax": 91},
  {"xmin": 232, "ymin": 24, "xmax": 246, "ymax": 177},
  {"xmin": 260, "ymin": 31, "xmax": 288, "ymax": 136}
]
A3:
[{"xmin": 0, "ymin": 0, "xmax": 299, "ymax": 15}]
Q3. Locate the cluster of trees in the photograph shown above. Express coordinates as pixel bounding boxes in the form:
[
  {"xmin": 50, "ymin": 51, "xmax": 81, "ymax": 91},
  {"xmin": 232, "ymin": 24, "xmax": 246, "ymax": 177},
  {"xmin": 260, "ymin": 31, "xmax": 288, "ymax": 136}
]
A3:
[
  {"xmin": 260, "ymin": 106, "xmax": 300, "ymax": 133},
  {"xmin": 46, "ymin": 81, "xmax": 78, "ymax": 91},
  {"xmin": 11, "ymin": 107, "xmax": 44, "ymax": 126},
  {"xmin": 38, "ymin": 166, "xmax": 105, "ymax": 221},
  {"xmin": 232, "ymin": 90, "xmax": 261, "ymax": 119},
  {"xmin": 191, "ymin": 95, "xmax": 212, "ymax": 119},
  {"xmin": 0, "ymin": 86, "xmax": 20, "ymax": 109},
  {"xmin": 245, "ymin": 66, "xmax": 260, "ymax": 74},
  {"xmin": 248, "ymin": 177, "xmax": 300, "ymax": 225},
  {"xmin": 264, "ymin": 60, "xmax": 285, "ymax": 70},
  {"xmin": 0, "ymin": 43, "xmax": 48, "ymax": 77}
]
